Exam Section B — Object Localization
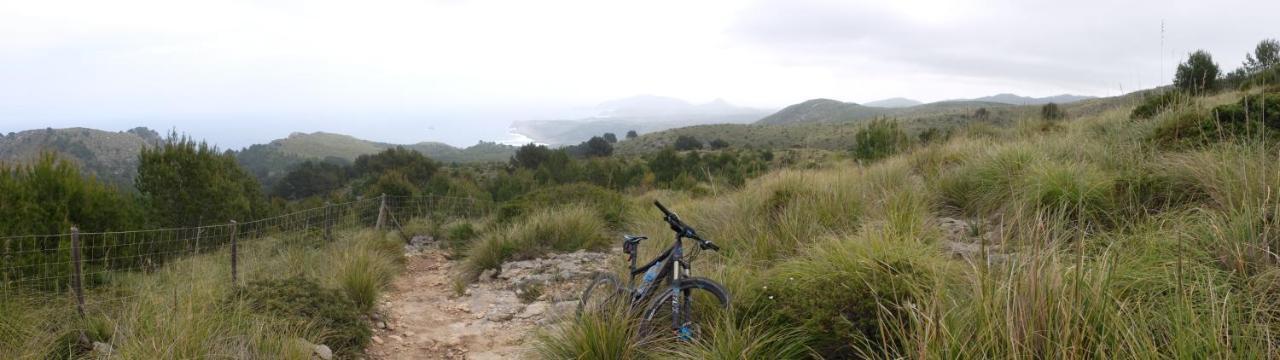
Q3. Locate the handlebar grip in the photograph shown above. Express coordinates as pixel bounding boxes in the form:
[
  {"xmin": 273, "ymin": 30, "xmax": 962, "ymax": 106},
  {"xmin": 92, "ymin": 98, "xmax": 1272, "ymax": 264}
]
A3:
[
  {"xmin": 653, "ymin": 200, "xmax": 674, "ymax": 217},
  {"xmin": 701, "ymin": 241, "xmax": 720, "ymax": 251}
]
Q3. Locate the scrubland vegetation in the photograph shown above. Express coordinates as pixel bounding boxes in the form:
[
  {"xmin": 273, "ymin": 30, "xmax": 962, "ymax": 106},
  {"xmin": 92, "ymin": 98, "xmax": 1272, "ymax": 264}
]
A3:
[
  {"xmin": 0, "ymin": 227, "xmax": 405, "ymax": 358},
  {"xmin": 3, "ymin": 36, "xmax": 1278, "ymax": 359}
]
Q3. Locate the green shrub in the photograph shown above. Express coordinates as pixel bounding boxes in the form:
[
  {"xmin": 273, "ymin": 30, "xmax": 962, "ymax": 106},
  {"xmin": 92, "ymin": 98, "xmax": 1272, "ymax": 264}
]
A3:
[
  {"xmin": 230, "ymin": 277, "xmax": 370, "ymax": 355},
  {"xmin": 1213, "ymin": 92, "xmax": 1280, "ymax": 130},
  {"xmin": 1041, "ymin": 102, "xmax": 1066, "ymax": 120},
  {"xmin": 1131, "ymin": 91, "xmax": 1190, "ymax": 119},
  {"xmin": 852, "ymin": 118, "xmax": 910, "ymax": 162},
  {"xmin": 661, "ymin": 315, "xmax": 814, "ymax": 360},
  {"xmin": 1174, "ymin": 50, "xmax": 1221, "ymax": 95},
  {"xmin": 534, "ymin": 306, "xmax": 641, "ymax": 360},
  {"xmin": 333, "ymin": 248, "xmax": 396, "ymax": 312},
  {"xmin": 496, "ymin": 183, "xmax": 628, "ymax": 228},
  {"xmin": 760, "ymin": 233, "xmax": 938, "ymax": 358},
  {"xmin": 462, "ymin": 205, "xmax": 609, "ymax": 280}
]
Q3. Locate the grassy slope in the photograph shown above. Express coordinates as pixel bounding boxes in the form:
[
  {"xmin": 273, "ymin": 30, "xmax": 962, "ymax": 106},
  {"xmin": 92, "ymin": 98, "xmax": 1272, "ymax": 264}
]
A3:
[
  {"xmin": 614, "ymin": 95, "xmax": 1136, "ymax": 155},
  {"xmin": 0, "ymin": 228, "xmax": 404, "ymax": 358},
  {"xmin": 541, "ymin": 88, "xmax": 1280, "ymax": 358},
  {"xmin": 269, "ymin": 132, "xmax": 515, "ymax": 163}
]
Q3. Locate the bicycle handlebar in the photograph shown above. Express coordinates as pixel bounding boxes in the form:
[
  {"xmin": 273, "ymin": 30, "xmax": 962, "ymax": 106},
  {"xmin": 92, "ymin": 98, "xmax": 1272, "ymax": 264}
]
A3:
[{"xmin": 653, "ymin": 200, "xmax": 719, "ymax": 251}]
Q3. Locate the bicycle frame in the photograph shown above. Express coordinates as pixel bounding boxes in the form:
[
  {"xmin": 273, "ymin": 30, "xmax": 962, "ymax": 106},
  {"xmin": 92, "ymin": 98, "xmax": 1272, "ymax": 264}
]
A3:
[{"xmin": 625, "ymin": 234, "xmax": 695, "ymax": 336}]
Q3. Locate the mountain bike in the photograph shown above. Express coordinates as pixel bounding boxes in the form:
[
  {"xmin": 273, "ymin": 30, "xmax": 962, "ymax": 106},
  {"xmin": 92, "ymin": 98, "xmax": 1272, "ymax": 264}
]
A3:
[{"xmin": 577, "ymin": 200, "xmax": 730, "ymax": 340}]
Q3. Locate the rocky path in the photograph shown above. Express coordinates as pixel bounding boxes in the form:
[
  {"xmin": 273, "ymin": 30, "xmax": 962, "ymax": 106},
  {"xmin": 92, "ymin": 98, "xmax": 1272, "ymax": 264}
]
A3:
[{"xmin": 366, "ymin": 239, "xmax": 612, "ymax": 359}]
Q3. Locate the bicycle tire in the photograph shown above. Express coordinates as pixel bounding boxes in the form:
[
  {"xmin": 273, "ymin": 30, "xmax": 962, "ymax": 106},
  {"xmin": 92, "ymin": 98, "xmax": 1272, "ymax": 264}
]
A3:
[
  {"xmin": 578, "ymin": 272, "xmax": 628, "ymax": 316},
  {"xmin": 638, "ymin": 277, "xmax": 730, "ymax": 339}
]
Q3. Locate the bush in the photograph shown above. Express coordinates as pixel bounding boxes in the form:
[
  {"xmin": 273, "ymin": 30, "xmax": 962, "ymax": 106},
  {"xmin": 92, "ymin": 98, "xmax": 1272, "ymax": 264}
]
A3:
[
  {"xmin": 333, "ymin": 245, "xmax": 397, "ymax": 312},
  {"xmin": 1041, "ymin": 102, "xmax": 1066, "ymax": 120},
  {"xmin": 709, "ymin": 138, "xmax": 730, "ymax": 149},
  {"xmin": 230, "ymin": 277, "xmax": 371, "ymax": 355},
  {"xmin": 1131, "ymin": 91, "xmax": 1190, "ymax": 119},
  {"xmin": 760, "ymin": 234, "xmax": 937, "ymax": 358},
  {"xmin": 1150, "ymin": 94, "xmax": 1280, "ymax": 147},
  {"xmin": 1174, "ymin": 50, "xmax": 1220, "ymax": 95},
  {"xmin": 851, "ymin": 118, "xmax": 910, "ymax": 161},
  {"xmin": 674, "ymin": 135, "xmax": 704, "ymax": 150},
  {"xmin": 462, "ymin": 205, "xmax": 609, "ymax": 280},
  {"xmin": 495, "ymin": 183, "xmax": 628, "ymax": 228}
]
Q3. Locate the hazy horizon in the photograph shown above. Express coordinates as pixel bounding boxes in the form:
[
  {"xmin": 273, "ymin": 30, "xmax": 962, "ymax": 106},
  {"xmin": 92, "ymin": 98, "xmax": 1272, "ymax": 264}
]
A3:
[{"xmin": 2, "ymin": 0, "xmax": 1277, "ymax": 148}]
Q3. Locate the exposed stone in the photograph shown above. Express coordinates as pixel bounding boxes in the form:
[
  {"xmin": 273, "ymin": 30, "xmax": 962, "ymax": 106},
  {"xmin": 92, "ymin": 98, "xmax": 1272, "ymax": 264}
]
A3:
[
  {"xmin": 313, "ymin": 344, "xmax": 333, "ymax": 360},
  {"xmin": 371, "ymin": 336, "xmax": 384, "ymax": 345},
  {"xmin": 91, "ymin": 342, "xmax": 114, "ymax": 357}
]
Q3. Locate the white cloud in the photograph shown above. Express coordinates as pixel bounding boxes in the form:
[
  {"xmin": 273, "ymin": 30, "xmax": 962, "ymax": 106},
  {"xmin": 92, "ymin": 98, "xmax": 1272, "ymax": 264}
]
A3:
[{"xmin": 0, "ymin": 0, "xmax": 1276, "ymax": 146}]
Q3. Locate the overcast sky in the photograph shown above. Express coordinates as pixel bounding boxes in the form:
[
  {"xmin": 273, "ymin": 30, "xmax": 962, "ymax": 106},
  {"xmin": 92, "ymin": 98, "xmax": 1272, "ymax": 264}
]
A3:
[{"xmin": 1, "ymin": 0, "xmax": 1276, "ymax": 148}]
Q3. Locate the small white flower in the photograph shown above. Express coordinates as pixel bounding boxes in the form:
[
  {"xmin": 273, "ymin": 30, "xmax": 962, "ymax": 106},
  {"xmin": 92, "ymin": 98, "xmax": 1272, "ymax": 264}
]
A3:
[
  {"xmin": 768, "ymin": 296, "xmax": 774, "ymax": 300},
  {"xmin": 762, "ymin": 286, "xmax": 768, "ymax": 290}
]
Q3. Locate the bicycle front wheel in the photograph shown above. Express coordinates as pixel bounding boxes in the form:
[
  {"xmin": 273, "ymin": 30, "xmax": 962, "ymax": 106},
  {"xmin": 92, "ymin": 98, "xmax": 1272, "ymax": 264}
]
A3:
[{"xmin": 638, "ymin": 277, "xmax": 730, "ymax": 340}]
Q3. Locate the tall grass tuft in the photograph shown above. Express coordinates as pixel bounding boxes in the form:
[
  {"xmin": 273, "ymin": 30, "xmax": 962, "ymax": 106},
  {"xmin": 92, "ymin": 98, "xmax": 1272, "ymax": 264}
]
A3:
[{"xmin": 461, "ymin": 204, "xmax": 609, "ymax": 280}]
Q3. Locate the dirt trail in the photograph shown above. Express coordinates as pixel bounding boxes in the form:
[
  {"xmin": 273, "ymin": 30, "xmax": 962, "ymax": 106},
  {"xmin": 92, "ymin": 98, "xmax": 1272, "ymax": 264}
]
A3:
[{"xmin": 366, "ymin": 241, "xmax": 611, "ymax": 359}]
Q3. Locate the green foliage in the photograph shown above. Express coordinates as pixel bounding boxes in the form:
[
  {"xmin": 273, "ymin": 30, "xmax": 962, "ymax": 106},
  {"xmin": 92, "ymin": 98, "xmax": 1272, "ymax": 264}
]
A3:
[
  {"xmin": 1150, "ymin": 93, "xmax": 1280, "ymax": 148},
  {"xmin": 1040, "ymin": 102, "xmax": 1066, "ymax": 120},
  {"xmin": 626, "ymin": 130, "xmax": 638, "ymax": 139},
  {"xmin": 0, "ymin": 153, "xmax": 140, "ymax": 236},
  {"xmin": 136, "ymin": 135, "xmax": 267, "ymax": 227},
  {"xmin": 761, "ymin": 234, "xmax": 936, "ymax": 357},
  {"xmin": 602, "ymin": 133, "xmax": 618, "ymax": 143},
  {"xmin": 851, "ymin": 118, "xmax": 910, "ymax": 161},
  {"xmin": 462, "ymin": 205, "xmax": 609, "ymax": 280},
  {"xmin": 648, "ymin": 148, "xmax": 770, "ymax": 189},
  {"xmin": 271, "ymin": 160, "xmax": 349, "ymax": 200},
  {"xmin": 511, "ymin": 143, "xmax": 554, "ymax": 169},
  {"xmin": 366, "ymin": 170, "xmax": 417, "ymax": 198},
  {"xmin": 674, "ymin": 135, "xmax": 703, "ymax": 150},
  {"xmin": 661, "ymin": 315, "xmax": 813, "ymax": 360},
  {"xmin": 1175, "ymin": 50, "xmax": 1221, "ymax": 95},
  {"xmin": 230, "ymin": 277, "xmax": 371, "ymax": 355},
  {"xmin": 708, "ymin": 138, "xmax": 730, "ymax": 149},
  {"xmin": 534, "ymin": 306, "xmax": 641, "ymax": 360},
  {"xmin": 1244, "ymin": 38, "xmax": 1279, "ymax": 73},
  {"xmin": 496, "ymin": 183, "xmax": 628, "ymax": 227},
  {"xmin": 353, "ymin": 147, "xmax": 438, "ymax": 185},
  {"xmin": 1131, "ymin": 90, "xmax": 1191, "ymax": 119},
  {"xmin": 333, "ymin": 243, "xmax": 398, "ymax": 313}
]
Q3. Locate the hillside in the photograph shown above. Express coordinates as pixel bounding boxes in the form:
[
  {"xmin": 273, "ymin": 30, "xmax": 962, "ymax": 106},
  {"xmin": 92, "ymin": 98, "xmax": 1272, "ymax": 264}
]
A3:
[
  {"xmin": 510, "ymin": 95, "xmax": 771, "ymax": 145},
  {"xmin": 963, "ymin": 93, "xmax": 1095, "ymax": 105},
  {"xmin": 755, "ymin": 99, "xmax": 887, "ymax": 125},
  {"xmin": 863, "ymin": 97, "xmax": 923, "ymax": 108},
  {"xmin": 236, "ymin": 132, "xmax": 516, "ymax": 187},
  {"xmin": 0, "ymin": 127, "xmax": 161, "ymax": 187}
]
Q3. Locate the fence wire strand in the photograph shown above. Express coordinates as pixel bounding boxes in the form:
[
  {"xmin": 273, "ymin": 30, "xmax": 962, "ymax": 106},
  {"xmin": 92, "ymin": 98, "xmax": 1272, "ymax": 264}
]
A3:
[{"xmin": 1, "ymin": 194, "xmax": 489, "ymax": 312}]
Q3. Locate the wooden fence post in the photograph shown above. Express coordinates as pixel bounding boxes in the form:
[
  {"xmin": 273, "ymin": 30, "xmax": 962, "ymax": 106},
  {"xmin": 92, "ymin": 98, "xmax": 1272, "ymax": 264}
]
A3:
[
  {"xmin": 376, "ymin": 194, "xmax": 388, "ymax": 230},
  {"xmin": 69, "ymin": 227, "xmax": 86, "ymax": 318},
  {"xmin": 229, "ymin": 220, "xmax": 238, "ymax": 286},
  {"xmin": 324, "ymin": 202, "xmax": 333, "ymax": 242},
  {"xmin": 70, "ymin": 227, "xmax": 90, "ymax": 346}
]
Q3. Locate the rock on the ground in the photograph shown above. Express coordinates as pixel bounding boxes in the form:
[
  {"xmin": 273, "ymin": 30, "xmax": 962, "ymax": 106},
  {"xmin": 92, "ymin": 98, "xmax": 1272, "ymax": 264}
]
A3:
[
  {"xmin": 938, "ymin": 217, "xmax": 972, "ymax": 243},
  {"xmin": 371, "ymin": 335, "xmax": 384, "ymax": 345},
  {"xmin": 484, "ymin": 304, "xmax": 525, "ymax": 322},
  {"xmin": 313, "ymin": 344, "xmax": 333, "ymax": 360},
  {"xmin": 91, "ymin": 342, "xmax": 114, "ymax": 357}
]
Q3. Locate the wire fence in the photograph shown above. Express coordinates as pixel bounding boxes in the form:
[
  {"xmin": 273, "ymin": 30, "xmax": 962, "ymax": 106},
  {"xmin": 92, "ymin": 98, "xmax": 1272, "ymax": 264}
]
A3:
[{"xmin": 0, "ymin": 194, "xmax": 490, "ymax": 312}]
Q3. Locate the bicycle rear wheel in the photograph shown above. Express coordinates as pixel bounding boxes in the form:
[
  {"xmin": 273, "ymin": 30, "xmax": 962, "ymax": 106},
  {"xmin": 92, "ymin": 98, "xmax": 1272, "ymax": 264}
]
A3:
[{"xmin": 578, "ymin": 272, "xmax": 629, "ymax": 316}]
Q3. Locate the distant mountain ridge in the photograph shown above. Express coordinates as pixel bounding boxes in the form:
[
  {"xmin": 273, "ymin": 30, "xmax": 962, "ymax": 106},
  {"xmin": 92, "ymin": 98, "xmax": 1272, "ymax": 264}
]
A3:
[
  {"xmin": 863, "ymin": 97, "xmax": 923, "ymax": 108},
  {"xmin": 960, "ymin": 93, "xmax": 1095, "ymax": 105},
  {"xmin": 510, "ymin": 95, "xmax": 772, "ymax": 145},
  {"xmin": 755, "ymin": 99, "xmax": 887, "ymax": 125},
  {"xmin": 0, "ymin": 127, "xmax": 515, "ymax": 189}
]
